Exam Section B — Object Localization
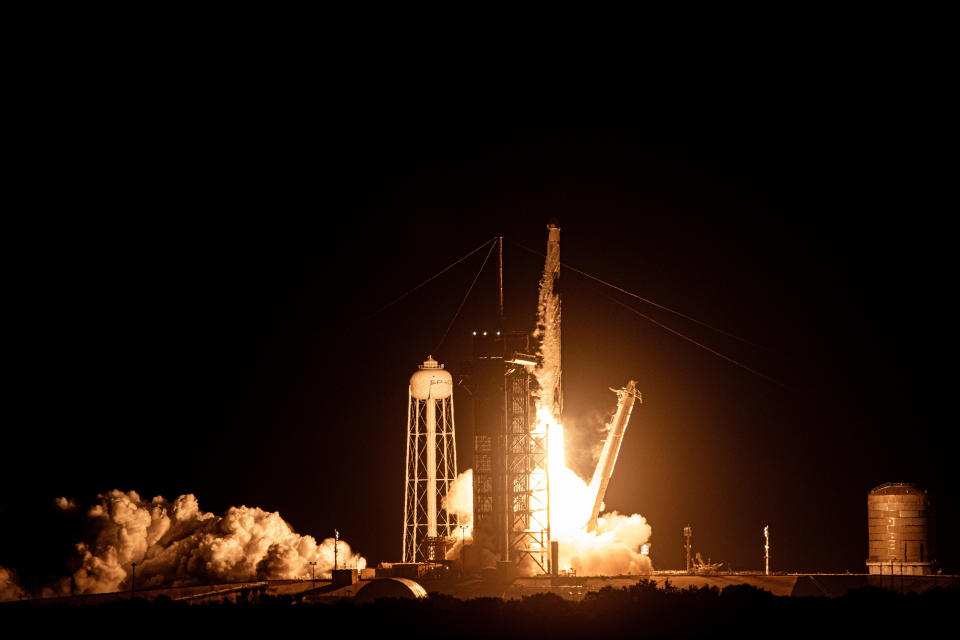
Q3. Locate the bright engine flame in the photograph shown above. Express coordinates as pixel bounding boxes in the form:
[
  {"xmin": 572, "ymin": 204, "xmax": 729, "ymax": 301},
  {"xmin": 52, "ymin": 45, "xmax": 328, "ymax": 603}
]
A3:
[
  {"xmin": 530, "ymin": 404, "xmax": 653, "ymax": 576},
  {"xmin": 534, "ymin": 406, "xmax": 592, "ymax": 536},
  {"xmin": 521, "ymin": 222, "xmax": 652, "ymax": 576}
]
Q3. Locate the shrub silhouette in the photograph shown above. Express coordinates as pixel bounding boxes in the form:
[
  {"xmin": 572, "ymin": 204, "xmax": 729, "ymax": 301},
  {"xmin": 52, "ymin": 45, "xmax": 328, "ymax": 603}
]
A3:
[{"xmin": 3, "ymin": 581, "xmax": 956, "ymax": 638}]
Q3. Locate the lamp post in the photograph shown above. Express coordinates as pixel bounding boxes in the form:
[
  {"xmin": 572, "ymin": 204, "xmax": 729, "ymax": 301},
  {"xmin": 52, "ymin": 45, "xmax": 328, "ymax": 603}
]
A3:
[
  {"xmin": 309, "ymin": 561, "xmax": 318, "ymax": 582},
  {"xmin": 763, "ymin": 526, "xmax": 770, "ymax": 576}
]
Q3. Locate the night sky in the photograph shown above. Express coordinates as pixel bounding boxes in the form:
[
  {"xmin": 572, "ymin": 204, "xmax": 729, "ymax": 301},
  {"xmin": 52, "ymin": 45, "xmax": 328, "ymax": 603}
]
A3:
[{"xmin": 4, "ymin": 80, "xmax": 954, "ymax": 588}]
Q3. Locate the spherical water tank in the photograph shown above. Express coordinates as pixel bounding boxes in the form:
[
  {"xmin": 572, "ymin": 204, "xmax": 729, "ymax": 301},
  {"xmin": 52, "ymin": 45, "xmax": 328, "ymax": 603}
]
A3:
[
  {"xmin": 866, "ymin": 482, "xmax": 932, "ymax": 574},
  {"xmin": 409, "ymin": 356, "xmax": 452, "ymax": 400}
]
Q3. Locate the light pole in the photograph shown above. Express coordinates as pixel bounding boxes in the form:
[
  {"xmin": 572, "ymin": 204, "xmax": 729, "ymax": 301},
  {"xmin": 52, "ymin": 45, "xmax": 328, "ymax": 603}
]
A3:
[
  {"xmin": 309, "ymin": 561, "xmax": 318, "ymax": 582},
  {"xmin": 334, "ymin": 529, "xmax": 339, "ymax": 571},
  {"xmin": 764, "ymin": 526, "xmax": 770, "ymax": 576},
  {"xmin": 131, "ymin": 562, "xmax": 137, "ymax": 599}
]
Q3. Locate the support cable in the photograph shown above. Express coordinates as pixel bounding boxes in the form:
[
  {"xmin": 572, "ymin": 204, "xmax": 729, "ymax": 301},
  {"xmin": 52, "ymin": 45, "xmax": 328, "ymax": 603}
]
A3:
[
  {"xmin": 367, "ymin": 236, "xmax": 496, "ymax": 319},
  {"xmin": 602, "ymin": 292, "xmax": 789, "ymax": 390},
  {"xmin": 510, "ymin": 240, "xmax": 767, "ymax": 351},
  {"xmin": 434, "ymin": 239, "xmax": 497, "ymax": 353}
]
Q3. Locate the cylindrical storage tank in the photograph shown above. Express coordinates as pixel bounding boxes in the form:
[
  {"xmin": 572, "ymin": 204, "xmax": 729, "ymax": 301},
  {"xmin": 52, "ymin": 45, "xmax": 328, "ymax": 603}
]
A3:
[{"xmin": 866, "ymin": 482, "xmax": 932, "ymax": 575}]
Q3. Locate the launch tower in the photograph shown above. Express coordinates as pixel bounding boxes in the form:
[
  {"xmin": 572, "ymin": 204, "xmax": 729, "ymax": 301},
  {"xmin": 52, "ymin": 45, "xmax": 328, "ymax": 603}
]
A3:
[{"xmin": 468, "ymin": 228, "xmax": 559, "ymax": 574}]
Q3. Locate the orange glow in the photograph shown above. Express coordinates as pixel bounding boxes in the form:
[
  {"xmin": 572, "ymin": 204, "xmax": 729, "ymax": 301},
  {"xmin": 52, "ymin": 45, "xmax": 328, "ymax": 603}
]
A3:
[
  {"xmin": 533, "ymin": 405, "xmax": 592, "ymax": 537},
  {"xmin": 530, "ymin": 402, "xmax": 653, "ymax": 576}
]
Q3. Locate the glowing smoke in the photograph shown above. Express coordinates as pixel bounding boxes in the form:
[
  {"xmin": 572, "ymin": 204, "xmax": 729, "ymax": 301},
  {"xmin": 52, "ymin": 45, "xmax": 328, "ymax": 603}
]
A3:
[
  {"xmin": 443, "ymin": 469, "xmax": 473, "ymax": 537},
  {"xmin": 0, "ymin": 566, "xmax": 24, "ymax": 601},
  {"xmin": 32, "ymin": 489, "xmax": 365, "ymax": 597},
  {"xmin": 527, "ymin": 225, "xmax": 653, "ymax": 576},
  {"xmin": 557, "ymin": 512, "xmax": 653, "ymax": 576},
  {"xmin": 534, "ymin": 225, "xmax": 563, "ymax": 423},
  {"xmin": 533, "ymin": 408, "xmax": 653, "ymax": 575},
  {"xmin": 54, "ymin": 496, "xmax": 77, "ymax": 512},
  {"xmin": 442, "ymin": 469, "xmax": 474, "ymax": 560}
]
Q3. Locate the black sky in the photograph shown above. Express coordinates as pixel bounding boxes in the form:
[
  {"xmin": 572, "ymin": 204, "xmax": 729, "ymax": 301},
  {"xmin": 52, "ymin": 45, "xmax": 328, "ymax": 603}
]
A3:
[{"xmin": 3, "ymin": 71, "xmax": 955, "ymax": 585}]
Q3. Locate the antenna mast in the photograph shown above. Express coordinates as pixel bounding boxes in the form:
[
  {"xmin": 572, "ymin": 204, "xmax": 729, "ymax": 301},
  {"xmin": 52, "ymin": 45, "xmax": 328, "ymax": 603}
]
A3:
[{"xmin": 498, "ymin": 235, "xmax": 504, "ymax": 320}]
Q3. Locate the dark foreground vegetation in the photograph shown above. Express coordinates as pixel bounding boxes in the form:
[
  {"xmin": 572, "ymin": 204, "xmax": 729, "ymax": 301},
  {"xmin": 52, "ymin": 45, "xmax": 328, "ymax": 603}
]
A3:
[{"xmin": 3, "ymin": 581, "xmax": 956, "ymax": 638}]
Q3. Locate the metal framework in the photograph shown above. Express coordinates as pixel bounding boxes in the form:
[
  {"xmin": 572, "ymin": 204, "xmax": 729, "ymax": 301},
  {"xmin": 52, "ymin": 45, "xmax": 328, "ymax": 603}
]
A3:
[
  {"xmin": 469, "ymin": 331, "xmax": 507, "ymax": 561},
  {"xmin": 469, "ymin": 230, "xmax": 558, "ymax": 573},
  {"xmin": 506, "ymin": 363, "xmax": 549, "ymax": 573},
  {"xmin": 403, "ymin": 385, "xmax": 458, "ymax": 562},
  {"xmin": 472, "ymin": 431, "xmax": 495, "ymax": 550}
]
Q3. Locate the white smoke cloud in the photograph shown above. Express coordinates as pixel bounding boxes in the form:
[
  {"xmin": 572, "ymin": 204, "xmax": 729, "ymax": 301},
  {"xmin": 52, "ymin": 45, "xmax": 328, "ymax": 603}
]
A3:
[
  {"xmin": 54, "ymin": 496, "xmax": 77, "ymax": 511},
  {"xmin": 442, "ymin": 469, "xmax": 473, "ymax": 559},
  {"xmin": 533, "ymin": 230, "xmax": 562, "ymax": 423},
  {"xmin": 442, "ymin": 469, "xmax": 473, "ymax": 533},
  {"xmin": 524, "ymin": 225, "xmax": 655, "ymax": 577},
  {"xmin": 0, "ymin": 566, "xmax": 24, "ymax": 602},
  {"xmin": 39, "ymin": 489, "xmax": 365, "ymax": 597},
  {"xmin": 557, "ymin": 512, "xmax": 653, "ymax": 576}
]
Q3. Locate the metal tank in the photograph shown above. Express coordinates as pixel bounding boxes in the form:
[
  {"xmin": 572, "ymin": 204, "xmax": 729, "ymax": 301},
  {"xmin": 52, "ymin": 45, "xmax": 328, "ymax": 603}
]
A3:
[
  {"xmin": 409, "ymin": 356, "xmax": 453, "ymax": 400},
  {"xmin": 866, "ymin": 482, "xmax": 932, "ymax": 575}
]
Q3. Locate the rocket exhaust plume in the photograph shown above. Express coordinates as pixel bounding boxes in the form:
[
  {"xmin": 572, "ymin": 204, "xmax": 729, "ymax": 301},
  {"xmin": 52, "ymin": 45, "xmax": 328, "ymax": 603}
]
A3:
[
  {"xmin": 2, "ymin": 489, "xmax": 365, "ymax": 600},
  {"xmin": 529, "ymin": 223, "xmax": 653, "ymax": 576},
  {"xmin": 535, "ymin": 223, "xmax": 563, "ymax": 424},
  {"xmin": 420, "ymin": 224, "xmax": 651, "ymax": 576}
]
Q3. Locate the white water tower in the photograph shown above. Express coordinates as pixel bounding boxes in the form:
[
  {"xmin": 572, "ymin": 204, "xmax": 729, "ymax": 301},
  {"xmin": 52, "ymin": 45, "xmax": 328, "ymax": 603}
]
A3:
[{"xmin": 403, "ymin": 356, "xmax": 458, "ymax": 562}]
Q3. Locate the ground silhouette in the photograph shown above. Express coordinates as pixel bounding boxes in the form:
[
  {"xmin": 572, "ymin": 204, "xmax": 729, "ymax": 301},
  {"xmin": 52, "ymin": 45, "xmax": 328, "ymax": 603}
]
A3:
[{"xmin": 3, "ymin": 580, "xmax": 955, "ymax": 638}]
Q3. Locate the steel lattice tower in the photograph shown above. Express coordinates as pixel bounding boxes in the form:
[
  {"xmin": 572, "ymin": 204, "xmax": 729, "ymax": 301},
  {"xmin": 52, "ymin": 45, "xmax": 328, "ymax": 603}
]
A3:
[
  {"xmin": 469, "ymin": 230, "xmax": 557, "ymax": 574},
  {"xmin": 506, "ymin": 349, "xmax": 549, "ymax": 573}
]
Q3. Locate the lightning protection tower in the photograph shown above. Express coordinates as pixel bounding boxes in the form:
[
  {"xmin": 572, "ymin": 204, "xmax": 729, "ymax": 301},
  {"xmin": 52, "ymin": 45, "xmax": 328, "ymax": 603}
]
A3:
[{"xmin": 403, "ymin": 356, "xmax": 459, "ymax": 562}]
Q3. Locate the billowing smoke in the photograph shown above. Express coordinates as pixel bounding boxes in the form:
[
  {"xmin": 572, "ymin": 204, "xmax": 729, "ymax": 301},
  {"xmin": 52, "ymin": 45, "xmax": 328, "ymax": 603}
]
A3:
[
  {"xmin": 54, "ymin": 496, "xmax": 77, "ymax": 512},
  {"xmin": 557, "ymin": 512, "xmax": 653, "ymax": 576},
  {"xmin": 442, "ymin": 469, "xmax": 473, "ymax": 535},
  {"xmin": 563, "ymin": 411, "xmax": 617, "ymax": 481},
  {"xmin": 525, "ymin": 225, "xmax": 654, "ymax": 577},
  {"xmin": 0, "ymin": 566, "xmax": 24, "ymax": 601},
  {"xmin": 442, "ymin": 469, "xmax": 473, "ymax": 559},
  {"xmin": 534, "ymin": 225, "xmax": 562, "ymax": 423},
  {"xmin": 32, "ymin": 489, "xmax": 365, "ymax": 597}
]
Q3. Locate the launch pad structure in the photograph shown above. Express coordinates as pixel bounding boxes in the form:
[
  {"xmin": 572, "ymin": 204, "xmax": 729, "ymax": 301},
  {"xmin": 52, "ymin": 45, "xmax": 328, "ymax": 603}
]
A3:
[
  {"xmin": 465, "ymin": 227, "xmax": 561, "ymax": 575},
  {"xmin": 403, "ymin": 223, "xmax": 641, "ymax": 576},
  {"xmin": 469, "ymin": 326, "xmax": 548, "ymax": 573}
]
